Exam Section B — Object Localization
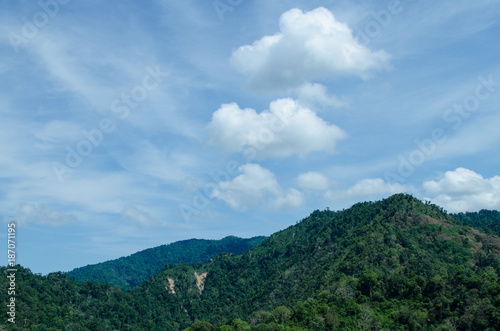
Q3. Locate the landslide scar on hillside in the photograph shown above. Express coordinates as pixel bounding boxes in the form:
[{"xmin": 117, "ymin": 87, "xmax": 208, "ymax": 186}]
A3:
[
  {"xmin": 194, "ymin": 272, "xmax": 207, "ymax": 294},
  {"xmin": 166, "ymin": 278, "xmax": 175, "ymax": 294}
]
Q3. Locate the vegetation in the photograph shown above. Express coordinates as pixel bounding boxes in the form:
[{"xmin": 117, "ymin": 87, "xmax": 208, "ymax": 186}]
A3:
[
  {"xmin": 2, "ymin": 194, "xmax": 500, "ymax": 330},
  {"xmin": 451, "ymin": 209, "xmax": 500, "ymax": 236},
  {"xmin": 67, "ymin": 236, "xmax": 266, "ymax": 289}
]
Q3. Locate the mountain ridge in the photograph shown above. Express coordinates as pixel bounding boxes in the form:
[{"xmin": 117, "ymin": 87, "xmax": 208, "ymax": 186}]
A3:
[
  {"xmin": 2, "ymin": 194, "xmax": 500, "ymax": 330},
  {"xmin": 451, "ymin": 209, "xmax": 500, "ymax": 236},
  {"xmin": 144, "ymin": 194, "xmax": 500, "ymax": 329},
  {"xmin": 67, "ymin": 235, "xmax": 267, "ymax": 289}
]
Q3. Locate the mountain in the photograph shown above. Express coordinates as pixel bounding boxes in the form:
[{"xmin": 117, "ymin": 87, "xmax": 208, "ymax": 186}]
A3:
[
  {"xmin": 2, "ymin": 194, "xmax": 500, "ymax": 330},
  {"xmin": 451, "ymin": 209, "xmax": 500, "ymax": 236},
  {"xmin": 136, "ymin": 194, "xmax": 500, "ymax": 329},
  {"xmin": 67, "ymin": 235, "xmax": 267, "ymax": 289}
]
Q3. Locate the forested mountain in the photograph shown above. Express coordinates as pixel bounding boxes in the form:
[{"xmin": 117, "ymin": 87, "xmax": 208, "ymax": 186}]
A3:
[
  {"xmin": 2, "ymin": 194, "xmax": 500, "ymax": 330},
  {"xmin": 451, "ymin": 209, "xmax": 500, "ymax": 236},
  {"xmin": 67, "ymin": 236, "xmax": 267, "ymax": 289}
]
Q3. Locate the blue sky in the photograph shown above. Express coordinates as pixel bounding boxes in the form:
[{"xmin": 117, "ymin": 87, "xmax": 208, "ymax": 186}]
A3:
[{"xmin": 1, "ymin": 0, "xmax": 500, "ymax": 274}]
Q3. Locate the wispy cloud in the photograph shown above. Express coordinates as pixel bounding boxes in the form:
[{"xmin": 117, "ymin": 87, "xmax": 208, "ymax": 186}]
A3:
[
  {"xmin": 2, "ymin": 203, "xmax": 76, "ymax": 227},
  {"xmin": 121, "ymin": 205, "xmax": 160, "ymax": 227},
  {"xmin": 295, "ymin": 171, "xmax": 332, "ymax": 191}
]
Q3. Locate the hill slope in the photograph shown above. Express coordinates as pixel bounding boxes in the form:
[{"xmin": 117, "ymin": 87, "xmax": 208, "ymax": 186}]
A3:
[
  {"xmin": 67, "ymin": 235, "xmax": 267, "ymax": 289},
  {"xmin": 2, "ymin": 194, "xmax": 500, "ymax": 330},
  {"xmin": 451, "ymin": 209, "xmax": 500, "ymax": 236},
  {"xmin": 140, "ymin": 194, "xmax": 500, "ymax": 329}
]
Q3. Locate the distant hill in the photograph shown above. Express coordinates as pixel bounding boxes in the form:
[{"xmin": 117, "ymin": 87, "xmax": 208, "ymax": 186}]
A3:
[
  {"xmin": 67, "ymin": 235, "xmax": 267, "ymax": 289},
  {"xmin": 451, "ymin": 209, "xmax": 500, "ymax": 236},
  {"xmin": 3, "ymin": 194, "xmax": 500, "ymax": 330}
]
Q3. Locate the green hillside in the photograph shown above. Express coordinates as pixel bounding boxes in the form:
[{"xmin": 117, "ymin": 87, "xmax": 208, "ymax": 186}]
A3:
[
  {"xmin": 2, "ymin": 194, "xmax": 500, "ymax": 330},
  {"xmin": 144, "ymin": 194, "xmax": 500, "ymax": 330},
  {"xmin": 67, "ymin": 236, "xmax": 267, "ymax": 289},
  {"xmin": 451, "ymin": 209, "xmax": 500, "ymax": 236}
]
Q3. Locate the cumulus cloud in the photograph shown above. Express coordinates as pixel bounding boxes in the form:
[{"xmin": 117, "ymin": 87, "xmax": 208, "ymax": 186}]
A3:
[
  {"xmin": 211, "ymin": 163, "xmax": 304, "ymax": 211},
  {"xmin": 208, "ymin": 98, "xmax": 347, "ymax": 158},
  {"xmin": 3, "ymin": 203, "xmax": 75, "ymax": 226},
  {"xmin": 295, "ymin": 171, "xmax": 331, "ymax": 191},
  {"xmin": 230, "ymin": 7, "xmax": 390, "ymax": 91},
  {"xmin": 423, "ymin": 168, "xmax": 500, "ymax": 212}
]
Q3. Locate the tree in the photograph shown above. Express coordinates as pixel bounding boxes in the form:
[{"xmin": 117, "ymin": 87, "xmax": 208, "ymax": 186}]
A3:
[
  {"xmin": 232, "ymin": 319, "xmax": 251, "ymax": 330},
  {"xmin": 186, "ymin": 320, "xmax": 216, "ymax": 331},
  {"xmin": 359, "ymin": 269, "xmax": 378, "ymax": 301},
  {"xmin": 272, "ymin": 306, "xmax": 292, "ymax": 324}
]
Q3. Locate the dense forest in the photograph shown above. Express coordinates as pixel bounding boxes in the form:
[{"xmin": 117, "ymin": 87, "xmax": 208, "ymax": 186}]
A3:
[
  {"xmin": 2, "ymin": 194, "xmax": 500, "ymax": 330},
  {"xmin": 67, "ymin": 236, "xmax": 266, "ymax": 289},
  {"xmin": 451, "ymin": 210, "xmax": 500, "ymax": 236}
]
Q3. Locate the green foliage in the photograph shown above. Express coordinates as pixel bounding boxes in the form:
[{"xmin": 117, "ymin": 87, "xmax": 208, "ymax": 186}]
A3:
[
  {"xmin": 232, "ymin": 319, "xmax": 251, "ymax": 330},
  {"xmin": 451, "ymin": 209, "xmax": 500, "ymax": 235},
  {"xmin": 271, "ymin": 306, "xmax": 293, "ymax": 324},
  {"xmin": 67, "ymin": 235, "xmax": 266, "ymax": 289},
  {"xmin": 185, "ymin": 320, "xmax": 217, "ymax": 331}
]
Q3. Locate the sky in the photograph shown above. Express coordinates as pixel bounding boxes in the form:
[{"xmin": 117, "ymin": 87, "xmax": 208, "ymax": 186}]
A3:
[{"xmin": 1, "ymin": 0, "xmax": 500, "ymax": 274}]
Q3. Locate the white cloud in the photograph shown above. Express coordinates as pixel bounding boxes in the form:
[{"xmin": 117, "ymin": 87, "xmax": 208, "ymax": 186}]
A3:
[
  {"xmin": 208, "ymin": 98, "xmax": 347, "ymax": 158},
  {"xmin": 211, "ymin": 163, "xmax": 304, "ymax": 211},
  {"xmin": 3, "ymin": 203, "xmax": 75, "ymax": 227},
  {"xmin": 423, "ymin": 168, "xmax": 500, "ymax": 212},
  {"xmin": 429, "ymin": 114, "xmax": 500, "ymax": 161},
  {"xmin": 295, "ymin": 171, "xmax": 331, "ymax": 191},
  {"xmin": 121, "ymin": 205, "xmax": 159, "ymax": 227},
  {"xmin": 34, "ymin": 120, "xmax": 83, "ymax": 144},
  {"xmin": 230, "ymin": 7, "xmax": 390, "ymax": 91},
  {"xmin": 116, "ymin": 141, "xmax": 196, "ymax": 183},
  {"xmin": 346, "ymin": 178, "xmax": 410, "ymax": 197},
  {"xmin": 297, "ymin": 83, "xmax": 349, "ymax": 109},
  {"xmin": 324, "ymin": 178, "xmax": 411, "ymax": 204},
  {"xmin": 271, "ymin": 188, "xmax": 305, "ymax": 210}
]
